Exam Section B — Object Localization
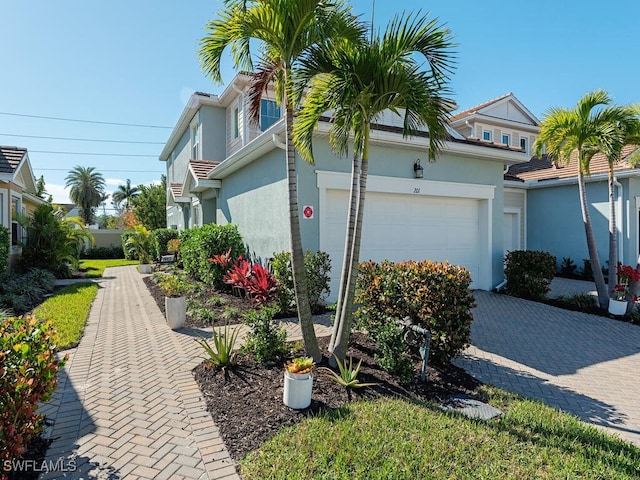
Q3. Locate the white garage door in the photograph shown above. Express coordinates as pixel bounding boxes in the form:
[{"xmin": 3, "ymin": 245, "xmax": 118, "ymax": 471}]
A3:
[{"xmin": 322, "ymin": 189, "xmax": 480, "ymax": 300}]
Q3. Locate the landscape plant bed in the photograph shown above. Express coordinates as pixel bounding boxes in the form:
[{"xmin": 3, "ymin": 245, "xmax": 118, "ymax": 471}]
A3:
[
  {"xmin": 193, "ymin": 332, "xmax": 482, "ymax": 463},
  {"xmin": 143, "ymin": 275, "xmax": 253, "ymax": 327}
]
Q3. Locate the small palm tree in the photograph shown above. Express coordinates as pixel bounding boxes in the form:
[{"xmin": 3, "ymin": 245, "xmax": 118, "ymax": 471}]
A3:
[
  {"xmin": 112, "ymin": 179, "xmax": 141, "ymax": 211},
  {"xmin": 294, "ymin": 11, "xmax": 455, "ymax": 361},
  {"xmin": 198, "ymin": 0, "xmax": 364, "ymax": 361},
  {"xmin": 65, "ymin": 166, "xmax": 106, "ymax": 226},
  {"xmin": 534, "ymin": 90, "xmax": 630, "ymax": 309}
]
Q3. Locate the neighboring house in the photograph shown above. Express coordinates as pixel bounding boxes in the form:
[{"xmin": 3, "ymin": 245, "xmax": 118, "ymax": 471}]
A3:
[
  {"xmin": 160, "ymin": 74, "xmax": 528, "ymax": 299},
  {"xmin": 0, "ymin": 146, "xmax": 47, "ymax": 269},
  {"xmin": 508, "ymin": 145, "xmax": 640, "ymax": 269}
]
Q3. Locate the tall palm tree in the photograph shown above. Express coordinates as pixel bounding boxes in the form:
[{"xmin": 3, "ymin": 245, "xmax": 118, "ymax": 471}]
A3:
[
  {"xmin": 112, "ymin": 179, "xmax": 141, "ymax": 211},
  {"xmin": 65, "ymin": 166, "xmax": 106, "ymax": 226},
  {"xmin": 294, "ymin": 12, "xmax": 455, "ymax": 362},
  {"xmin": 602, "ymin": 107, "xmax": 640, "ymax": 289},
  {"xmin": 534, "ymin": 90, "xmax": 629, "ymax": 309},
  {"xmin": 198, "ymin": 0, "xmax": 364, "ymax": 361}
]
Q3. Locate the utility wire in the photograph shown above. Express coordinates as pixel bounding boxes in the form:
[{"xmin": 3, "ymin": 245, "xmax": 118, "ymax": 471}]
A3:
[
  {"xmin": 36, "ymin": 168, "xmax": 164, "ymax": 173},
  {"xmin": 0, "ymin": 132, "xmax": 165, "ymax": 145},
  {"xmin": 0, "ymin": 111, "xmax": 172, "ymax": 129},
  {"xmin": 30, "ymin": 150, "xmax": 158, "ymax": 157}
]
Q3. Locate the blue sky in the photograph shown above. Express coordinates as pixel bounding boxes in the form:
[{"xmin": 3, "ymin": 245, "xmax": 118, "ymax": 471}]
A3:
[{"xmin": 2, "ymin": 0, "xmax": 638, "ymax": 205}]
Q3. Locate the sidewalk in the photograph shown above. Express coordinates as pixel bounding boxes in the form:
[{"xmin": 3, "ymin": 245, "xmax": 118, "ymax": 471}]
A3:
[{"xmin": 39, "ymin": 265, "xmax": 331, "ymax": 479}]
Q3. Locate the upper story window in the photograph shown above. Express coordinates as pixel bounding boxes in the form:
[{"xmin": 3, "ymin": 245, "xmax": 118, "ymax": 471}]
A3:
[
  {"xmin": 520, "ymin": 137, "xmax": 529, "ymax": 154},
  {"xmin": 191, "ymin": 125, "xmax": 200, "ymax": 160},
  {"xmin": 260, "ymin": 99, "xmax": 281, "ymax": 131},
  {"xmin": 233, "ymin": 108, "xmax": 239, "ymax": 139},
  {"xmin": 502, "ymin": 134, "xmax": 510, "ymax": 146},
  {"xmin": 11, "ymin": 195, "xmax": 21, "ymax": 247},
  {"xmin": 482, "ymin": 130, "xmax": 492, "ymax": 141}
]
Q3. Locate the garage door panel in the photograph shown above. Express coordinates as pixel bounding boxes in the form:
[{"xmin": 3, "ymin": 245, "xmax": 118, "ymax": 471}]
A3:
[{"xmin": 322, "ymin": 189, "xmax": 480, "ymax": 299}]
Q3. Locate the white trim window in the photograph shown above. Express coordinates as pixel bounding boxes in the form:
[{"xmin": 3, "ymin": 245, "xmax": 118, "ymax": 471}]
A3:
[
  {"xmin": 502, "ymin": 133, "xmax": 510, "ymax": 146},
  {"xmin": 260, "ymin": 99, "xmax": 281, "ymax": 131},
  {"xmin": 233, "ymin": 108, "xmax": 239, "ymax": 139},
  {"xmin": 520, "ymin": 137, "xmax": 529, "ymax": 154},
  {"xmin": 11, "ymin": 195, "xmax": 21, "ymax": 247},
  {"xmin": 191, "ymin": 125, "xmax": 200, "ymax": 160},
  {"xmin": 482, "ymin": 130, "xmax": 492, "ymax": 141}
]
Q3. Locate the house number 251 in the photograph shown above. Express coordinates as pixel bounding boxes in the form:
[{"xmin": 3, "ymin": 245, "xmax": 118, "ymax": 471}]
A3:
[{"xmin": 413, "ymin": 188, "xmax": 421, "ymax": 194}]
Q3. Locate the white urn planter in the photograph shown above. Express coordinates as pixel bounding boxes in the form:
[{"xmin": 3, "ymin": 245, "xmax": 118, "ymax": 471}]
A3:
[
  {"xmin": 608, "ymin": 299, "xmax": 627, "ymax": 316},
  {"xmin": 139, "ymin": 264, "xmax": 153, "ymax": 274},
  {"xmin": 165, "ymin": 296, "xmax": 186, "ymax": 330},
  {"xmin": 283, "ymin": 370, "xmax": 313, "ymax": 409}
]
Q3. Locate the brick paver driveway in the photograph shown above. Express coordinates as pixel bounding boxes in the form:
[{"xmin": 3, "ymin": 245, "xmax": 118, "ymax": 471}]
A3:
[{"xmin": 455, "ymin": 290, "xmax": 640, "ymax": 446}]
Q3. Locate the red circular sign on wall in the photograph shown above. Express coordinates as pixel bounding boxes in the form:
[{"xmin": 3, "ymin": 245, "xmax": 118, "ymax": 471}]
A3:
[{"xmin": 303, "ymin": 206, "xmax": 314, "ymax": 219}]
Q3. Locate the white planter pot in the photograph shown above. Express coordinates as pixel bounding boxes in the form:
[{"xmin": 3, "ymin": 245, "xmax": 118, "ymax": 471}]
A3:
[
  {"xmin": 139, "ymin": 264, "xmax": 153, "ymax": 274},
  {"xmin": 283, "ymin": 370, "xmax": 313, "ymax": 409},
  {"xmin": 165, "ymin": 296, "xmax": 186, "ymax": 330},
  {"xmin": 608, "ymin": 299, "xmax": 627, "ymax": 316}
]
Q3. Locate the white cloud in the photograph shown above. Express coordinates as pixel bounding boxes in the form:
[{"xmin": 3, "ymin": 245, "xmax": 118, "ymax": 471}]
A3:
[
  {"xmin": 47, "ymin": 183, "xmax": 71, "ymax": 204},
  {"xmin": 105, "ymin": 178, "xmax": 126, "ymax": 186},
  {"xmin": 150, "ymin": 179, "xmax": 162, "ymax": 186}
]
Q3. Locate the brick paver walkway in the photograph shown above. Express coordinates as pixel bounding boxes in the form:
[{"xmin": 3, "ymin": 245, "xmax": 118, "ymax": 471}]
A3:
[
  {"xmin": 455, "ymin": 290, "xmax": 640, "ymax": 446},
  {"xmin": 39, "ymin": 266, "xmax": 331, "ymax": 479}
]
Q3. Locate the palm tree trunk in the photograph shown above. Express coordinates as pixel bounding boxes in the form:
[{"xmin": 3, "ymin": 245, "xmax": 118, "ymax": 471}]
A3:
[
  {"xmin": 608, "ymin": 163, "xmax": 618, "ymax": 288},
  {"xmin": 328, "ymin": 151, "xmax": 360, "ymax": 355},
  {"xmin": 284, "ymin": 100, "xmax": 321, "ymax": 362},
  {"xmin": 578, "ymin": 168, "xmax": 609, "ymax": 308},
  {"xmin": 333, "ymin": 125, "xmax": 371, "ymax": 362}
]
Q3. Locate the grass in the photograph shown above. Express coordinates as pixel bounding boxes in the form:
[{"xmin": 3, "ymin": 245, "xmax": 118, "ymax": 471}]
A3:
[
  {"xmin": 33, "ymin": 283, "xmax": 99, "ymax": 350},
  {"xmin": 79, "ymin": 259, "xmax": 139, "ymax": 278},
  {"xmin": 241, "ymin": 387, "xmax": 640, "ymax": 479}
]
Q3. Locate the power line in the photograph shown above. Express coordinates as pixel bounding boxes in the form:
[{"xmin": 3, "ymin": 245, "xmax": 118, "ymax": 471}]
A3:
[
  {"xmin": 36, "ymin": 168, "xmax": 164, "ymax": 173},
  {"xmin": 30, "ymin": 150, "xmax": 158, "ymax": 157},
  {"xmin": 0, "ymin": 132, "xmax": 165, "ymax": 145},
  {"xmin": 0, "ymin": 111, "xmax": 172, "ymax": 129}
]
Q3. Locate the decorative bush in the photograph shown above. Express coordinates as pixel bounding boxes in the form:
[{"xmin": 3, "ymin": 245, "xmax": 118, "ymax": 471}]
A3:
[
  {"xmin": 0, "ymin": 269, "xmax": 56, "ymax": 316},
  {"xmin": 153, "ymin": 228, "xmax": 180, "ymax": 261},
  {"xmin": 0, "ymin": 225, "xmax": 9, "ymax": 272},
  {"xmin": 504, "ymin": 250, "xmax": 556, "ymax": 301},
  {"xmin": 241, "ymin": 305, "xmax": 288, "ymax": 363},
  {"xmin": 355, "ymin": 260, "xmax": 475, "ymax": 366},
  {"xmin": 271, "ymin": 250, "xmax": 332, "ymax": 314},
  {"xmin": 121, "ymin": 231, "xmax": 137, "ymax": 260},
  {"xmin": 0, "ymin": 315, "xmax": 68, "ymax": 462},
  {"xmin": 81, "ymin": 246, "xmax": 124, "ymax": 259},
  {"xmin": 179, "ymin": 224, "xmax": 245, "ymax": 287}
]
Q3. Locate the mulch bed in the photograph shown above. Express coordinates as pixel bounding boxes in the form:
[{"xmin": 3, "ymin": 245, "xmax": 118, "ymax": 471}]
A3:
[
  {"xmin": 193, "ymin": 333, "xmax": 482, "ymax": 464},
  {"xmin": 143, "ymin": 276, "xmax": 252, "ymax": 328}
]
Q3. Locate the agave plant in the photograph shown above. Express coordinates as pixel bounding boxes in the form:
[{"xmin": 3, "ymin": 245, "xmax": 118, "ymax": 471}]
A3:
[
  {"xmin": 318, "ymin": 355, "xmax": 377, "ymax": 401},
  {"xmin": 195, "ymin": 323, "xmax": 240, "ymax": 380}
]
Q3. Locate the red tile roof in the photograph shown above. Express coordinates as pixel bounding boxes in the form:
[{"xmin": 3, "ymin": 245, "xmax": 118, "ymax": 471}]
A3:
[
  {"xmin": 509, "ymin": 145, "xmax": 640, "ymax": 181},
  {"xmin": 0, "ymin": 146, "xmax": 26, "ymax": 174},
  {"xmin": 189, "ymin": 160, "xmax": 220, "ymax": 180},
  {"xmin": 170, "ymin": 183, "xmax": 183, "ymax": 197}
]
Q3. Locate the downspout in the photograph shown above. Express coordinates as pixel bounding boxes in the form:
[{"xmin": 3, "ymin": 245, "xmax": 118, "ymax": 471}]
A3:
[
  {"xmin": 465, "ymin": 120, "xmax": 475, "ymax": 137},
  {"xmin": 614, "ymin": 177, "xmax": 623, "ymax": 263},
  {"xmin": 494, "ymin": 278, "xmax": 507, "ymax": 292},
  {"xmin": 272, "ymin": 134, "xmax": 286, "ymax": 150}
]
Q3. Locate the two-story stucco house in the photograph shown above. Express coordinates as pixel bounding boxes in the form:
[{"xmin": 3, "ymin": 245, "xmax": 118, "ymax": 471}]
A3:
[
  {"xmin": 160, "ymin": 74, "xmax": 530, "ymax": 299},
  {"xmin": 0, "ymin": 146, "xmax": 47, "ymax": 269}
]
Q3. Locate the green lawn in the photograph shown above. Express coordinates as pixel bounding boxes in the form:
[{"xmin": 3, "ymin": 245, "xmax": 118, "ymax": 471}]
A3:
[
  {"xmin": 79, "ymin": 259, "xmax": 139, "ymax": 278},
  {"xmin": 241, "ymin": 388, "xmax": 640, "ymax": 479},
  {"xmin": 33, "ymin": 283, "xmax": 99, "ymax": 350}
]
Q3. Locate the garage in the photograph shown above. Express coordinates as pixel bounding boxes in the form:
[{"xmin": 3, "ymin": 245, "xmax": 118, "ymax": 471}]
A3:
[{"xmin": 317, "ymin": 171, "xmax": 494, "ymax": 300}]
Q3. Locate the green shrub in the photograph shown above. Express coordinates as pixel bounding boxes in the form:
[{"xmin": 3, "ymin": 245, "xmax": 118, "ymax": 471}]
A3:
[
  {"xmin": 153, "ymin": 228, "xmax": 180, "ymax": 261},
  {"xmin": 81, "ymin": 245, "xmax": 124, "ymax": 259},
  {"xmin": 0, "ymin": 225, "xmax": 9, "ymax": 271},
  {"xmin": 121, "ymin": 231, "xmax": 137, "ymax": 260},
  {"xmin": 242, "ymin": 305, "xmax": 288, "ymax": 363},
  {"xmin": 504, "ymin": 250, "xmax": 556, "ymax": 301},
  {"xmin": 125, "ymin": 226, "xmax": 154, "ymax": 264},
  {"xmin": 355, "ymin": 260, "xmax": 475, "ymax": 366},
  {"xmin": 0, "ymin": 293, "xmax": 28, "ymax": 316},
  {"xmin": 179, "ymin": 224, "xmax": 245, "ymax": 287},
  {"xmin": 271, "ymin": 250, "xmax": 332, "ymax": 314},
  {"xmin": 0, "ymin": 315, "xmax": 68, "ymax": 462}
]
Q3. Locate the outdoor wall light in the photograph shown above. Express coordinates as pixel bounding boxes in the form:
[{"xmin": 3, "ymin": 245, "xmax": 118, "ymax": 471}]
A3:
[{"xmin": 414, "ymin": 159, "xmax": 424, "ymax": 178}]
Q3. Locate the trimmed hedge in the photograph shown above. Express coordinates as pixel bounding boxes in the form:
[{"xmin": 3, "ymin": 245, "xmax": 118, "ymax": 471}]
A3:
[
  {"xmin": 179, "ymin": 224, "xmax": 245, "ymax": 286},
  {"xmin": 0, "ymin": 315, "xmax": 68, "ymax": 462},
  {"xmin": 504, "ymin": 250, "xmax": 556, "ymax": 301},
  {"xmin": 81, "ymin": 246, "xmax": 124, "ymax": 259},
  {"xmin": 153, "ymin": 228, "xmax": 179, "ymax": 261},
  {"xmin": 355, "ymin": 260, "xmax": 476, "ymax": 367}
]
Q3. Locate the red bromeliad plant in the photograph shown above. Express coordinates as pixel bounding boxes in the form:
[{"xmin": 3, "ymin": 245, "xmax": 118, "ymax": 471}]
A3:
[
  {"xmin": 612, "ymin": 264, "xmax": 640, "ymax": 301},
  {"xmin": 208, "ymin": 248, "xmax": 233, "ymax": 270},
  {"xmin": 211, "ymin": 252, "xmax": 276, "ymax": 306}
]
